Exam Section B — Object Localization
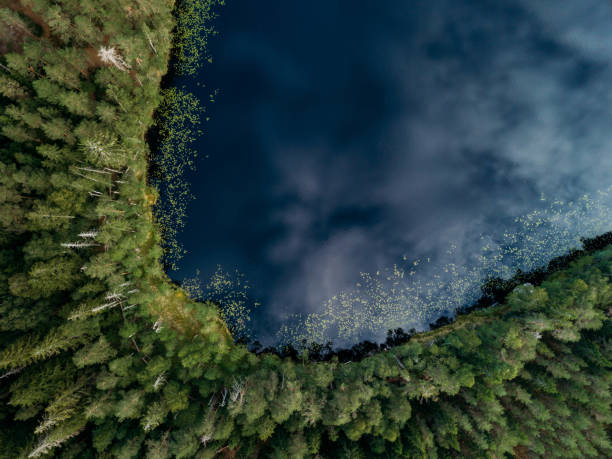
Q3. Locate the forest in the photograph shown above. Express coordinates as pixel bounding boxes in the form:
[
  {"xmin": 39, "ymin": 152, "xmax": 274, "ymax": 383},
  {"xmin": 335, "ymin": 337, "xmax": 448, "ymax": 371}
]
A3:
[{"xmin": 0, "ymin": 0, "xmax": 610, "ymax": 457}]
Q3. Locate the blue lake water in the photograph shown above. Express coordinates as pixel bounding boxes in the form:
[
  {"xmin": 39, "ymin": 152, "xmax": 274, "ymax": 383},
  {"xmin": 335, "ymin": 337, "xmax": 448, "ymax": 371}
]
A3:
[{"xmin": 166, "ymin": 0, "xmax": 612, "ymax": 347}]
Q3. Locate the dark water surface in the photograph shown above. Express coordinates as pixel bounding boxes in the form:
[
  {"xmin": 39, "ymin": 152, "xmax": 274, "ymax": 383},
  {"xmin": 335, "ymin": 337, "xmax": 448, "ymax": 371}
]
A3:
[{"xmin": 168, "ymin": 0, "xmax": 612, "ymax": 346}]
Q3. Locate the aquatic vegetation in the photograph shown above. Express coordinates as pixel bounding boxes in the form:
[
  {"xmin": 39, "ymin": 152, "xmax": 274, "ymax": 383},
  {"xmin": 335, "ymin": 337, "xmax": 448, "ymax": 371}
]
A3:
[
  {"xmin": 183, "ymin": 267, "xmax": 259, "ymax": 339},
  {"xmin": 164, "ymin": 0, "xmax": 612, "ymax": 350},
  {"xmin": 279, "ymin": 188, "xmax": 612, "ymax": 347},
  {"xmin": 150, "ymin": 87, "xmax": 204, "ymax": 269},
  {"xmin": 149, "ymin": 0, "xmax": 223, "ymax": 269},
  {"xmin": 173, "ymin": 0, "xmax": 225, "ymax": 76},
  {"xmin": 190, "ymin": 186, "xmax": 612, "ymax": 348}
]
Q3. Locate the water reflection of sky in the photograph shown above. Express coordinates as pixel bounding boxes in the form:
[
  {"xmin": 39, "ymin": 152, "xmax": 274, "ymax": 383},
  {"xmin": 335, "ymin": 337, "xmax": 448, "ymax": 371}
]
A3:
[{"xmin": 170, "ymin": 0, "xmax": 612, "ymax": 346}]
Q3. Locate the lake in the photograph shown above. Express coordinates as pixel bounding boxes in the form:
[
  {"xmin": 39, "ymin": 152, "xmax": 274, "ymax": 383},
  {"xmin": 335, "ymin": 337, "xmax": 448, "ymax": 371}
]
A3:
[{"xmin": 165, "ymin": 0, "xmax": 612, "ymax": 347}]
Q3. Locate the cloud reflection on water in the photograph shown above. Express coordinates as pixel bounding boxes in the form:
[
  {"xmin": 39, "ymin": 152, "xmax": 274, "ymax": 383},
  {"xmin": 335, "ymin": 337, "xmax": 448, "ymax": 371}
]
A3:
[{"xmin": 175, "ymin": 0, "xmax": 612, "ymax": 346}]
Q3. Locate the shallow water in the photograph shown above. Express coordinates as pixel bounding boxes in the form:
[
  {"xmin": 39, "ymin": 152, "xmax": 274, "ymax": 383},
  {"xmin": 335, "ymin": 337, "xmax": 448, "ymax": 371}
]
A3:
[{"xmin": 167, "ymin": 0, "xmax": 612, "ymax": 347}]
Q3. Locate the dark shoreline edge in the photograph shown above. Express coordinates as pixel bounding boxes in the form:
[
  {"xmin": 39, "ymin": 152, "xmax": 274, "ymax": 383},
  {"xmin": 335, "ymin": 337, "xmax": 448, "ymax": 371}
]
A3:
[{"xmin": 144, "ymin": 8, "xmax": 179, "ymax": 194}]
